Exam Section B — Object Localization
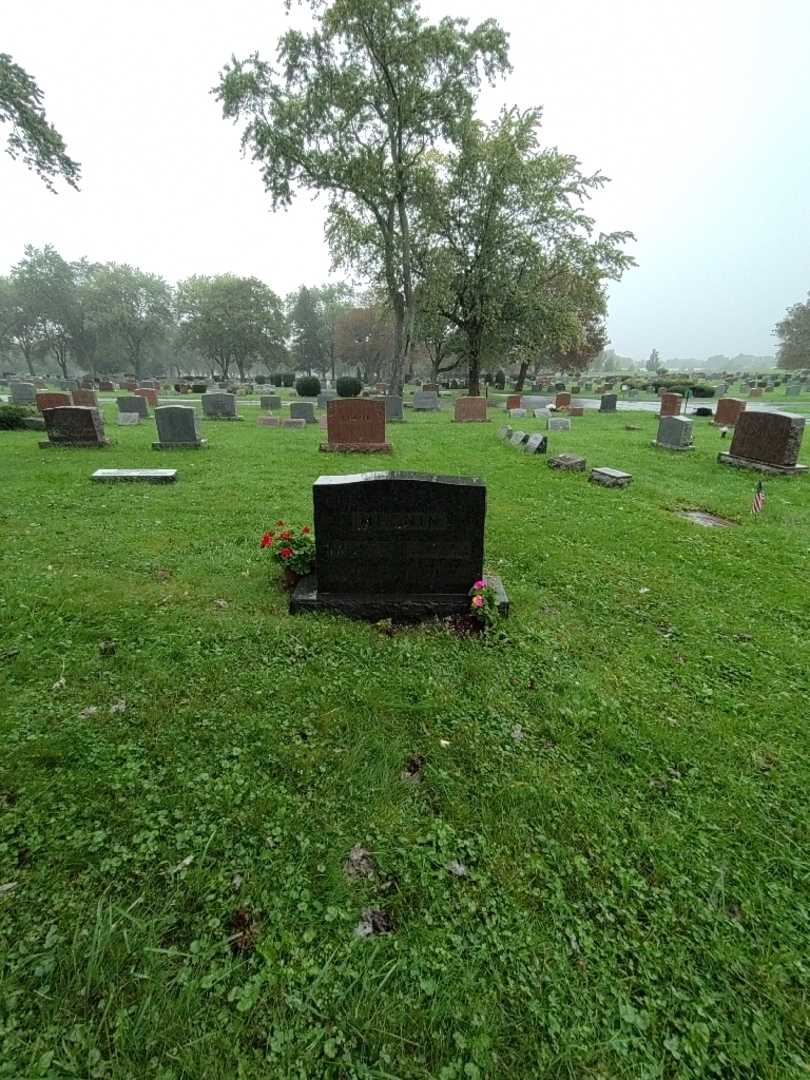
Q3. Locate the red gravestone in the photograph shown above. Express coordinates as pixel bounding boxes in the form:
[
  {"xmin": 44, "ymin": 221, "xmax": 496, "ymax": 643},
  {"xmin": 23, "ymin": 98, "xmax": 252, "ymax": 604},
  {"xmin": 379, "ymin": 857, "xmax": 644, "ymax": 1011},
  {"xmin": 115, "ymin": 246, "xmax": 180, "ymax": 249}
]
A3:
[
  {"xmin": 555, "ymin": 392, "xmax": 571, "ymax": 409},
  {"xmin": 453, "ymin": 396, "xmax": 488, "ymax": 422},
  {"xmin": 719, "ymin": 411, "xmax": 806, "ymax": 475},
  {"xmin": 40, "ymin": 406, "xmax": 110, "ymax": 448},
  {"xmin": 421, "ymin": 383, "xmax": 439, "ymax": 392},
  {"xmin": 36, "ymin": 391, "xmax": 72, "ymax": 412},
  {"xmin": 321, "ymin": 398, "xmax": 391, "ymax": 453},
  {"xmin": 135, "ymin": 387, "xmax": 158, "ymax": 408},
  {"xmin": 714, "ymin": 398, "xmax": 746, "ymax": 426},
  {"xmin": 100, "ymin": 380, "xmax": 115, "ymax": 391},
  {"xmin": 568, "ymin": 405, "xmax": 585, "ymax": 417},
  {"xmin": 375, "ymin": 383, "xmax": 386, "ymax": 393},
  {"xmin": 71, "ymin": 388, "xmax": 98, "ymax": 408},
  {"xmin": 505, "ymin": 394, "xmax": 521, "ymax": 410},
  {"xmin": 659, "ymin": 392, "xmax": 683, "ymax": 417}
]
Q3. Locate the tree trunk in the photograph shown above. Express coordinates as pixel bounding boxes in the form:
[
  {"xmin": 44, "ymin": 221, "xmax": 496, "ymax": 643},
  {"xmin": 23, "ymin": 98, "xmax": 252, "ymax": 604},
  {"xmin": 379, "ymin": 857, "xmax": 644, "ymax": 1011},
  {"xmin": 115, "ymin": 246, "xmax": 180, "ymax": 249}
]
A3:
[{"xmin": 514, "ymin": 360, "xmax": 530, "ymax": 392}]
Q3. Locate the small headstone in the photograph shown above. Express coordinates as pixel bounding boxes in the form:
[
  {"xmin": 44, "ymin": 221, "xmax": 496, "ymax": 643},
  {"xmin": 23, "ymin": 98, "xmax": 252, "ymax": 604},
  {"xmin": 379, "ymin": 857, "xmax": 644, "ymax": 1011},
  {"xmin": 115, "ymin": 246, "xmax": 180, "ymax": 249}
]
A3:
[
  {"xmin": 257, "ymin": 415, "xmax": 280, "ymax": 427},
  {"xmin": 654, "ymin": 415, "xmax": 695, "ymax": 451},
  {"xmin": 412, "ymin": 390, "xmax": 441, "ymax": 411},
  {"xmin": 453, "ymin": 396, "xmax": 488, "ymax": 422},
  {"xmin": 534, "ymin": 408, "xmax": 551, "ymax": 419},
  {"xmin": 10, "ymin": 381, "xmax": 36, "ymax": 405},
  {"xmin": 385, "ymin": 395, "xmax": 404, "ymax": 422},
  {"xmin": 659, "ymin": 393, "xmax": 683, "ymax": 417},
  {"xmin": 282, "ymin": 418, "xmax": 307, "ymax": 429},
  {"xmin": 36, "ymin": 392, "xmax": 72, "ymax": 412},
  {"xmin": 260, "ymin": 395, "xmax": 282, "ymax": 411},
  {"xmin": 718, "ymin": 411, "xmax": 807, "ymax": 475},
  {"xmin": 599, "ymin": 394, "xmax": 618, "ymax": 413},
  {"xmin": 555, "ymin": 392, "xmax": 571, "ymax": 409},
  {"xmin": 116, "ymin": 413, "xmax": 141, "ymax": 426},
  {"xmin": 749, "ymin": 387, "xmax": 763, "ymax": 398},
  {"xmin": 72, "ymin": 388, "xmax": 99, "ymax": 409},
  {"xmin": 521, "ymin": 396, "xmax": 550, "ymax": 410},
  {"xmin": 421, "ymin": 383, "xmax": 439, "ymax": 392},
  {"xmin": 290, "ymin": 401, "xmax": 316, "ymax": 424},
  {"xmin": 100, "ymin": 380, "xmax": 116, "ymax": 392},
  {"xmin": 92, "ymin": 469, "xmax": 176, "ymax": 484},
  {"xmin": 289, "ymin": 471, "xmax": 509, "ymax": 621},
  {"xmin": 510, "ymin": 430, "xmax": 529, "ymax": 447},
  {"xmin": 322, "ymin": 398, "xmax": 391, "ymax": 452},
  {"xmin": 202, "ymin": 392, "xmax": 241, "ymax": 420},
  {"xmin": 509, "ymin": 408, "xmax": 527, "ymax": 418},
  {"xmin": 135, "ymin": 387, "xmax": 158, "ymax": 408},
  {"xmin": 568, "ymin": 406, "xmax": 585, "ymax": 417},
  {"xmin": 714, "ymin": 398, "xmax": 745, "ymax": 427},
  {"xmin": 153, "ymin": 405, "xmax": 207, "ymax": 449},
  {"xmin": 505, "ymin": 394, "xmax": 521, "ymax": 411},
  {"xmin": 117, "ymin": 394, "xmax": 149, "ymax": 418},
  {"xmin": 524, "ymin": 433, "xmax": 548, "ymax": 455},
  {"xmin": 498, "ymin": 425, "xmax": 513, "ymax": 441},
  {"xmin": 40, "ymin": 406, "xmax": 110, "ymax": 448},
  {"xmin": 590, "ymin": 467, "xmax": 633, "ymax": 488},
  {"xmin": 548, "ymin": 453, "xmax": 586, "ymax": 471},
  {"xmin": 548, "ymin": 417, "xmax": 571, "ymax": 432}
]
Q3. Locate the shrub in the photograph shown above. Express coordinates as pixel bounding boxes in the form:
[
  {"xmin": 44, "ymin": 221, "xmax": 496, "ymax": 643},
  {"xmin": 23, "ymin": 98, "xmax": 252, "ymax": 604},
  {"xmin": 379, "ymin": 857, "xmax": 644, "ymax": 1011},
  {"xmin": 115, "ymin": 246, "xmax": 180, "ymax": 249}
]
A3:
[
  {"xmin": 689, "ymin": 384, "xmax": 715, "ymax": 398},
  {"xmin": 255, "ymin": 374, "xmax": 267, "ymax": 385},
  {"xmin": 0, "ymin": 405, "xmax": 34, "ymax": 430},
  {"xmin": 494, "ymin": 370, "xmax": 506, "ymax": 390},
  {"xmin": 295, "ymin": 375, "xmax": 321, "ymax": 397},
  {"xmin": 281, "ymin": 373, "xmax": 295, "ymax": 387},
  {"xmin": 336, "ymin": 375, "xmax": 362, "ymax": 398},
  {"xmin": 191, "ymin": 383, "xmax": 208, "ymax": 394}
]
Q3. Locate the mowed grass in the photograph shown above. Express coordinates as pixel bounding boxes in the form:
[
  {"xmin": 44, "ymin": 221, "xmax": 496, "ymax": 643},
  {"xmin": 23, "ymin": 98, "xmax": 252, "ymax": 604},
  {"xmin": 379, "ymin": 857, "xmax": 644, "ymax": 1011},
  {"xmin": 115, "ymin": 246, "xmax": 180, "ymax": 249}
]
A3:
[{"xmin": 1, "ymin": 403, "xmax": 808, "ymax": 1079}]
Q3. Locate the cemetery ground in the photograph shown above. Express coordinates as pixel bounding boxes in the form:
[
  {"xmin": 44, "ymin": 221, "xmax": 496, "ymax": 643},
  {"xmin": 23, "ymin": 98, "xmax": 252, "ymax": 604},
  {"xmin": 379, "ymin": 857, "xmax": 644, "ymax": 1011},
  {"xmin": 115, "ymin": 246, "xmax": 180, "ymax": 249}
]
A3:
[{"xmin": 2, "ymin": 403, "xmax": 809, "ymax": 1080}]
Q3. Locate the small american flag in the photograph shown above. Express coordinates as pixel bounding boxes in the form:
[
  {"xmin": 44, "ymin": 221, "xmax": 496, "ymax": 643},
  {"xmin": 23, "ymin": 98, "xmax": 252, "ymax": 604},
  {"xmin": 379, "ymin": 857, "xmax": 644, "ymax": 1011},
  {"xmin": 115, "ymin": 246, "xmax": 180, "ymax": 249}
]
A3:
[{"xmin": 751, "ymin": 480, "xmax": 765, "ymax": 516}]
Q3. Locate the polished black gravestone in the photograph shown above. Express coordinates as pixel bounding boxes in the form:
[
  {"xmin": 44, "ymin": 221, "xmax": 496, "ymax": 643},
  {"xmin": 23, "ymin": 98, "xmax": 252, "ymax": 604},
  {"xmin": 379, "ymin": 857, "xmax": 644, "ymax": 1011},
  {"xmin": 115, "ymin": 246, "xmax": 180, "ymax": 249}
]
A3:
[{"xmin": 290, "ymin": 471, "xmax": 508, "ymax": 621}]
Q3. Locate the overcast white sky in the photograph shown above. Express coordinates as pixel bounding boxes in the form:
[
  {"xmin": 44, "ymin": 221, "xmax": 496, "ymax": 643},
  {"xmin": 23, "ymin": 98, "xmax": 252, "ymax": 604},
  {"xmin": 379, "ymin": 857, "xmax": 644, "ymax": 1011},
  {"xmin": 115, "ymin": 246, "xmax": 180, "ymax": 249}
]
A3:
[{"xmin": 2, "ymin": 0, "xmax": 809, "ymax": 360}]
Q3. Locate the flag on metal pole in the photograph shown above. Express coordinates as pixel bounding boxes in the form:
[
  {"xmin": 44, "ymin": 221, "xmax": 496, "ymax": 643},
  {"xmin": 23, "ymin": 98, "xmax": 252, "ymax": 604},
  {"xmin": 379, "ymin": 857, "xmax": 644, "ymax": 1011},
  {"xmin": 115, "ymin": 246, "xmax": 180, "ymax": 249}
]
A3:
[{"xmin": 751, "ymin": 479, "xmax": 765, "ymax": 516}]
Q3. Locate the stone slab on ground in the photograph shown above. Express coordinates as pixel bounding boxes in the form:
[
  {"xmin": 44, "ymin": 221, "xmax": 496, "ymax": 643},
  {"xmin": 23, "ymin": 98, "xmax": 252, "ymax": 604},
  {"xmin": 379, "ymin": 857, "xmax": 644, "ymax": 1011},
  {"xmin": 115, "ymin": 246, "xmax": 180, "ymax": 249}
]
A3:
[
  {"xmin": 91, "ymin": 469, "xmax": 177, "ymax": 483},
  {"xmin": 591, "ymin": 467, "xmax": 633, "ymax": 488},
  {"xmin": 548, "ymin": 453, "xmax": 586, "ymax": 471}
]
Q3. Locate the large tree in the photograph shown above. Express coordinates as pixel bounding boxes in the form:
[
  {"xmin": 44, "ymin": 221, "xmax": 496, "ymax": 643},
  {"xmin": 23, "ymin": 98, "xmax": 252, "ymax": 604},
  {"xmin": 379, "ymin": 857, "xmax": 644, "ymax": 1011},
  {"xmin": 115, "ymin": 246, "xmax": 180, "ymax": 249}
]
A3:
[
  {"xmin": 176, "ymin": 274, "xmax": 287, "ymax": 380},
  {"xmin": 414, "ymin": 108, "xmax": 633, "ymax": 395},
  {"xmin": 775, "ymin": 293, "xmax": 810, "ymax": 371},
  {"xmin": 334, "ymin": 304, "xmax": 394, "ymax": 384},
  {"xmin": 289, "ymin": 286, "xmax": 329, "ymax": 375},
  {"xmin": 215, "ymin": 0, "xmax": 509, "ymax": 394},
  {"xmin": 87, "ymin": 265, "xmax": 173, "ymax": 378},
  {"xmin": 0, "ymin": 53, "xmax": 80, "ymax": 191}
]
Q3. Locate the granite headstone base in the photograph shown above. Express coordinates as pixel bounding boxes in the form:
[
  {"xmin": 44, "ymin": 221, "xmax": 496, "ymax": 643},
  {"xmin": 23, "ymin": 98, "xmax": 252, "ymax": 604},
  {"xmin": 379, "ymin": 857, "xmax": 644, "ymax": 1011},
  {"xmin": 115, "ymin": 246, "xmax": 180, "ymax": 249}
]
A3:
[
  {"xmin": 319, "ymin": 440, "xmax": 392, "ymax": 453},
  {"xmin": 92, "ymin": 469, "xmax": 177, "ymax": 483},
  {"xmin": 153, "ymin": 438, "xmax": 208, "ymax": 450},
  {"xmin": 717, "ymin": 452, "xmax": 807, "ymax": 476},
  {"xmin": 290, "ymin": 572, "xmax": 509, "ymax": 622}
]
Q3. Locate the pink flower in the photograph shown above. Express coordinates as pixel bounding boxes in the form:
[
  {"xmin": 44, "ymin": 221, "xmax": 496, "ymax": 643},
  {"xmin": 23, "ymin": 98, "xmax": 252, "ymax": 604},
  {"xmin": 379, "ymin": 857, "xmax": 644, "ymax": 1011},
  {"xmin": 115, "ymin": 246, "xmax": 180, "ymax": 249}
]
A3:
[
  {"xmin": 471, "ymin": 595, "xmax": 484, "ymax": 608},
  {"xmin": 473, "ymin": 579, "xmax": 486, "ymax": 591}
]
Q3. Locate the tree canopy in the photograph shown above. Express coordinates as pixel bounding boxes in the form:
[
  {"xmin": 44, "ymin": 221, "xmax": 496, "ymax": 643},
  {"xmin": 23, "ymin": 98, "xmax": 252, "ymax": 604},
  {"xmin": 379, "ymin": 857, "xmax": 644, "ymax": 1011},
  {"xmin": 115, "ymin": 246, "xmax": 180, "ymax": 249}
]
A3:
[
  {"xmin": 215, "ymin": 0, "xmax": 509, "ymax": 392},
  {"xmin": 0, "ymin": 53, "xmax": 80, "ymax": 191},
  {"xmin": 775, "ymin": 293, "xmax": 810, "ymax": 371}
]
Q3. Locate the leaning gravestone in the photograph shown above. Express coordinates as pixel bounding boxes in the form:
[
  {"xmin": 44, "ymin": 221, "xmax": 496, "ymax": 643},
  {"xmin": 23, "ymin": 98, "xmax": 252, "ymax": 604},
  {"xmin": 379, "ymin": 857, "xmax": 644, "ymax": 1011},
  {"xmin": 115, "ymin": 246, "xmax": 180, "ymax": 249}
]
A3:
[
  {"xmin": 718, "ymin": 411, "xmax": 807, "ymax": 475},
  {"xmin": 498, "ymin": 425, "xmax": 513, "ymax": 441},
  {"xmin": 10, "ymin": 381, "xmax": 36, "ymax": 405},
  {"xmin": 202, "ymin": 392, "xmax": 242, "ymax": 420},
  {"xmin": 289, "ymin": 471, "xmax": 509, "ymax": 621},
  {"xmin": 653, "ymin": 415, "xmax": 694, "ymax": 451},
  {"xmin": 510, "ymin": 430, "xmax": 529, "ymax": 448},
  {"xmin": 453, "ymin": 396, "xmax": 488, "ymax": 422},
  {"xmin": 260, "ymin": 395, "xmax": 282, "ymax": 411},
  {"xmin": 117, "ymin": 394, "xmax": 148, "ymax": 419},
  {"xmin": 524, "ymin": 434, "xmax": 547, "ymax": 455},
  {"xmin": 599, "ymin": 394, "xmax": 618, "ymax": 413},
  {"xmin": 321, "ymin": 398, "xmax": 391, "ymax": 453},
  {"xmin": 290, "ymin": 401, "xmax": 316, "ymax": 424},
  {"xmin": 40, "ymin": 406, "xmax": 110, "ymax": 448},
  {"xmin": 72, "ymin": 389, "xmax": 98, "ymax": 408},
  {"xmin": 412, "ymin": 390, "xmax": 441, "ymax": 411},
  {"xmin": 36, "ymin": 391, "xmax": 72, "ymax": 412},
  {"xmin": 153, "ymin": 405, "xmax": 207, "ymax": 449},
  {"xmin": 548, "ymin": 417, "xmax": 571, "ymax": 432}
]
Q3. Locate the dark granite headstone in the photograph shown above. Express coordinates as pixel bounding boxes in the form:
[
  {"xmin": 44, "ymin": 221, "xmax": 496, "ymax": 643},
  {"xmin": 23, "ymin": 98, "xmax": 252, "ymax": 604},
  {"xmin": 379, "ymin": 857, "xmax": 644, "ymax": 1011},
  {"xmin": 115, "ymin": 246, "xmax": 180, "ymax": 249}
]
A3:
[
  {"xmin": 40, "ymin": 406, "xmax": 110, "ymax": 448},
  {"xmin": 412, "ymin": 391, "xmax": 440, "ymax": 411},
  {"xmin": 290, "ymin": 401, "xmax": 316, "ymax": 424},
  {"xmin": 384, "ymin": 395, "xmax": 404, "ymax": 422},
  {"xmin": 153, "ymin": 405, "xmax": 207, "ymax": 449},
  {"xmin": 290, "ymin": 472, "xmax": 507, "ymax": 620},
  {"xmin": 599, "ymin": 394, "xmax": 618, "ymax": 413},
  {"xmin": 524, "ymin": 434, "xmax": 548, "ymax": 454},
  {"xmin": 117, "ymin": 394, "xmax": 149, "ymax": 418},
  {"xmin": 718, "ymin": 411, "xmax": 807, "ymax": 475},
  {"xmin": 10, "ymin": 381, "xmax": 36, "ymax": 405},
  {"xmin": 260, "ymin": 395, "xmax": 282, "ymax": 411},
  {"xmin": 202, "ymin": 392, "xmax": 241, "ymax": 420},
  {"xmin": 654, "ymin": 415, "xmax": 694, "ymax": 450}
]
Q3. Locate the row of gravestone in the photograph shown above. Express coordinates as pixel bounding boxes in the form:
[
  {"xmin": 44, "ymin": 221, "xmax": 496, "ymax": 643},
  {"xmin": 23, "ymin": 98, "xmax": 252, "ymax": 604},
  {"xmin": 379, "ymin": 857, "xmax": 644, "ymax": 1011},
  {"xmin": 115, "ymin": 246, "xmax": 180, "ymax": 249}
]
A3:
[{"xmin": 37, "ymin": 405, "xmax": 208, "ymax": 449}]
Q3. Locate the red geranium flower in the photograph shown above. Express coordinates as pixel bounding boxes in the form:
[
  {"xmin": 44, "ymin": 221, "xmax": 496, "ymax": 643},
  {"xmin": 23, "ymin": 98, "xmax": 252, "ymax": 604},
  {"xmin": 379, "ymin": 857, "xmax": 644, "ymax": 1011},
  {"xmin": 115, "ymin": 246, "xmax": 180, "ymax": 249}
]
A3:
[
  {"xmin": 302, "ymin": 526, "xmax": 311, "ymax": 534},
  {"xmin": 279, "ymin": 546, "xmax": 294, "ymax": 559},
  {"xmin": 260, "ymin": 532, "xmax": 273, "ymax": 548}
]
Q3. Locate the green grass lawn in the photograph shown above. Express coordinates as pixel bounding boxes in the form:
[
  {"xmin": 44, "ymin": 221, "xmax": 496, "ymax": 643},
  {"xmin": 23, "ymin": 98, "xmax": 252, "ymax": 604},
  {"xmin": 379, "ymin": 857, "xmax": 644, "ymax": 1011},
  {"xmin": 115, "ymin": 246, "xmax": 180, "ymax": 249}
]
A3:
[{"xmin": 2, "ymin": 404, "xmax": 808, "ymax": 1079}]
